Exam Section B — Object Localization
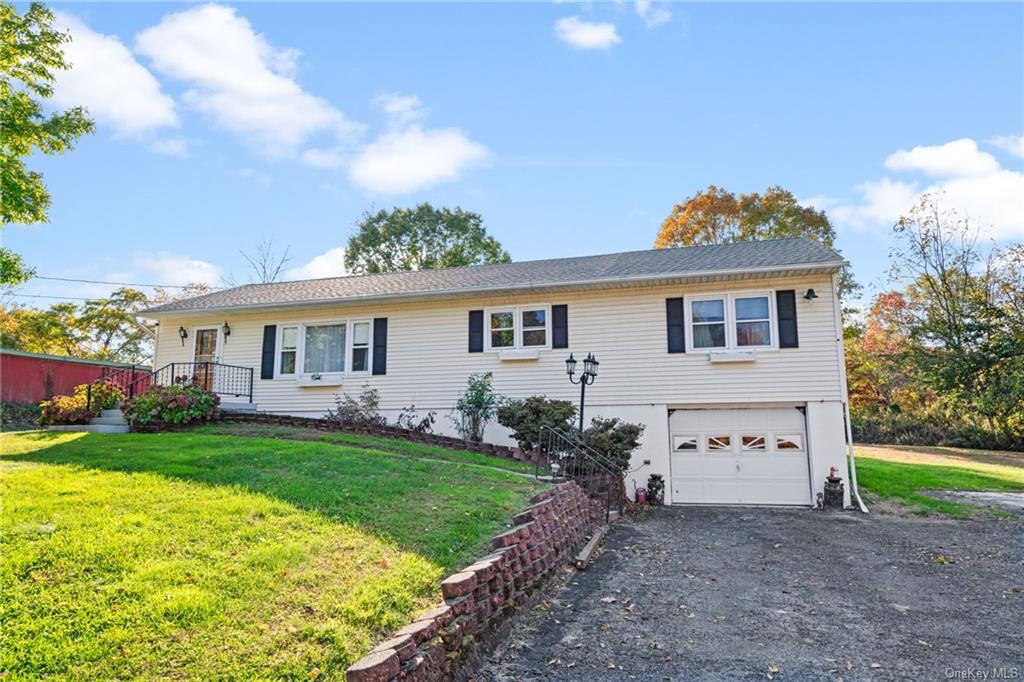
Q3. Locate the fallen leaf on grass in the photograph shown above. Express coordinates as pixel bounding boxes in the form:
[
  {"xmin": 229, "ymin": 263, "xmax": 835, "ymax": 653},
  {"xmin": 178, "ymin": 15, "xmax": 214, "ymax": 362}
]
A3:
[{"xmin": 767, "ymin": 664, "xmax": 781, "ymax": 679}]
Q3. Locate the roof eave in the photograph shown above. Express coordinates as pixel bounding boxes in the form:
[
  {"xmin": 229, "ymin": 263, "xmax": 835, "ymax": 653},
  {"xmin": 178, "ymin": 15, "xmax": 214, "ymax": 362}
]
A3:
[{"xmin": 136, "ymin": 260, "xmax": 847, "ymax": 318}]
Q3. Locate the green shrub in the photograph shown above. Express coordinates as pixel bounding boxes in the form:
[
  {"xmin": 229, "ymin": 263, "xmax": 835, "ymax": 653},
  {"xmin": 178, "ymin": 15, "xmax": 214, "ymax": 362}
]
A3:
[
  {"xmin": 851, "ymin": 406, "xmax": 1023, "ymax": 451},
  {"xmin": 496, "ymin": 396, "xmax": 576, "ymax": 454},
  {"xmin": 73, "ymin": 380, "xmax": 124, "ymax": 410},
  {"xmin": 1, "ymin": 402, "xmax": 41, "ymax": 429},
  {"xmin": 39, "ymin": 394, "xmax": 93, "ymax": 426},
  {"xmin": 450, "ymin": 373, "xmax": 501, "ymax": 442},
  {"xmin": 581, "ymin": 417, "xmax": 645, "ymax": 474},
  {"xmin": 122, "ymin": 382, "xmax": 219, "ymax": 427}
]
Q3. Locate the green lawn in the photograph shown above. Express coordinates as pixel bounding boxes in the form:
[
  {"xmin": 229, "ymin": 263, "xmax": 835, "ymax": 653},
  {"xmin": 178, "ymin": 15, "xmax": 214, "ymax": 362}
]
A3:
[
  {"xmin": 191, "ymin": 422, "xmax": 538, "ymax": 474},
  {"xmin": 855, "ymin": 444, "xmax": 1024, "ymax": 517},
  {"xmin": 0, "ymin": 431, "xmax": 543, "ymax": 680}
]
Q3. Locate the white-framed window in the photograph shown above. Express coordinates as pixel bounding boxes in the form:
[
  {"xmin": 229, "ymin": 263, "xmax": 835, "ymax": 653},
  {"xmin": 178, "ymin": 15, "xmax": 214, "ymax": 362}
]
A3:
[
  {"xmin": 673, "ymin": 435, "xmax": 698, "ymax": 451},
  {"xmin": 686, "ymin": 291, "xmax": 777, "ymax": 351},
  {"xmin": 775, "ymin": 434, "xmax": 803, "ymax": 451},
  {"xmin": 350, "ymin": 321, "xmax": 371, "ymax": 373},
  {"xmin": 741, "ymin": 434, "xmax": 767, "ymax": 451},
  {"xmin": 275, "ymin": 319, "xmax": 373, "ymax": 378},
  {"xmin": 279, "ymin": 325, "xmax": 298, "ymax": 375},
  {"xmin": 484, "ymin": 305, "xmax": 551, "ymax": 351}
]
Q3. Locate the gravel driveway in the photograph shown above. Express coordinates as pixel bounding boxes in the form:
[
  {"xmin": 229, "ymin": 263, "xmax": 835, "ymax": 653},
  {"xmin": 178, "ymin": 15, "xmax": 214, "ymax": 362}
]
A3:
[{"xmin": 480, "ymin": 506, "xmax": 1024, "ymax": 682}]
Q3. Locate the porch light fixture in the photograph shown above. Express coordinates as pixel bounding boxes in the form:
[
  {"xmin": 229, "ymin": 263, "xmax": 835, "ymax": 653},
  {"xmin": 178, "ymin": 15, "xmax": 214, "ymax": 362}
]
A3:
[
  {"xmin": 178, "ymin": 326, "xmax": 188, "ymax": 346},
  {"xmin": 566, "ymin": 352, "xmax": 599, "ymax": 432},
  {"xmin": 222, "ymin": 321, "xmax": 232, "ymax": 340},
  {"xmin": 803, "ymin": 288, "xmax": 818, "ymax": 301}
]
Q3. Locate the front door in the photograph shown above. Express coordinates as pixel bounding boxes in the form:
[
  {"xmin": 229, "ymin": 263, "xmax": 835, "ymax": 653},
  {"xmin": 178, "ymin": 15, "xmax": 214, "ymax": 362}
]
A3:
[{"xmin": 193, "ymin": 328, "xmax": 219, "ymax": 391}]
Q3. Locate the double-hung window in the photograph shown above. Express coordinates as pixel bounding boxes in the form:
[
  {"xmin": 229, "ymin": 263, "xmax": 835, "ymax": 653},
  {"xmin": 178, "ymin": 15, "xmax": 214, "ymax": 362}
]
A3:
[
  {"xmin": 276, "ymin": 319, "xmax": 372, "ymax": 378},
  {"xmin": 485, "ymin": 305, "xmax": 550, "ymax": 351},
  {"xmin": 687, "ymin": 292, "xmax": 776, "ymax": 351}
]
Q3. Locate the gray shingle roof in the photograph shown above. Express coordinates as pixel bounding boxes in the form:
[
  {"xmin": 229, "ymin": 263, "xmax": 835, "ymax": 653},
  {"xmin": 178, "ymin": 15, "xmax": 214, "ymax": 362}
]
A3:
[{"xmin": 140, "ymin": 238, "xmax": 844, "ymax": 315}]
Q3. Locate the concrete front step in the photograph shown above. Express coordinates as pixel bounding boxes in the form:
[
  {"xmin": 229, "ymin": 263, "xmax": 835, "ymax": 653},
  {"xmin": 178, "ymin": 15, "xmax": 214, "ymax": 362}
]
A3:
[
  {"xmin": 91, "ymin": 416, "xmax": 128, "ymax": 426},
  {"xmin": 48, "ymin": 424, "xmax": 130, "ymax": 434},
  {"xmin": 100, "ymin": 409, "xmax": 124, "ymax": 419},
  {"xmin": 220, "ymin": 402, "xmax": 257, "ymax": 413}
]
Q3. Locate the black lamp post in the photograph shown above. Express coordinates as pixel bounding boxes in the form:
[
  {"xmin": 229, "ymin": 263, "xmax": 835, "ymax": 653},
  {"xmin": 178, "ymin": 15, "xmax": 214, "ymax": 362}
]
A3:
[{"xmin": 566, "ymin": 352, "xmax": 599, "ymax": 432}]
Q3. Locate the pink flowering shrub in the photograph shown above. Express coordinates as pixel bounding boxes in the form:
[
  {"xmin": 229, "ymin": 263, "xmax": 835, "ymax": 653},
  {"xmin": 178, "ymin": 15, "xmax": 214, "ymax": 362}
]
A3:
[
  {"xmin": 121, "ymin": 382, "xmax": 220, "ymax": 427},
  {"xmin": 38, "ymin": 380, "xmax": 126, "ymax": 426}
]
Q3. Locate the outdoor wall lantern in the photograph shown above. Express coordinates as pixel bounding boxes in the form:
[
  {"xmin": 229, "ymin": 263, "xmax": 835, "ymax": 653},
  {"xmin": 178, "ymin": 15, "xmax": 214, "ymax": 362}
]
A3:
[
  {"xmin": 178, "ymin": 326, "xmax": 188, "ymax": 346},
  {"xmin": 803, "ymin": 288, "xmax": 819, "ymax": 301},
  {"xmin": 222, "ymin": 321, "xmax": 232, "ymax": 340},
  {"xmin": 566, "ymin": 352, "xmax": 599, "ymax": 432}
]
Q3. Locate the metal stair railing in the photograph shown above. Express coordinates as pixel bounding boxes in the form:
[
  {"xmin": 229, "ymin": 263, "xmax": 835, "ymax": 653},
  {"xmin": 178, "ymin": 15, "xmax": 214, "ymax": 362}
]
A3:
[
  {"xmin": 538, "ymin": 425, "xmax": 625, "ymax": 522},
  {"xmin": 122, "ymin": 362, "xmax": 255, "ymax": 404}
]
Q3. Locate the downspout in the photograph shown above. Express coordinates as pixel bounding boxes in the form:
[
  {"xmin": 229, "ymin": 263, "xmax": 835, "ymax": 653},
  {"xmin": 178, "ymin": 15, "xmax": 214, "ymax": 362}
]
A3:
[{"xmin": 831, "ymin": 273, "xmax": 868, "ymax": 513}]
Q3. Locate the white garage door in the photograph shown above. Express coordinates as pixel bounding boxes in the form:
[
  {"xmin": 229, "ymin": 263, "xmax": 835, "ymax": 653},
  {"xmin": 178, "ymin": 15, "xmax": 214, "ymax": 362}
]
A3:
[{"xmin": 669, "ymin": 407, "xmax": 811, "ymax": 505}]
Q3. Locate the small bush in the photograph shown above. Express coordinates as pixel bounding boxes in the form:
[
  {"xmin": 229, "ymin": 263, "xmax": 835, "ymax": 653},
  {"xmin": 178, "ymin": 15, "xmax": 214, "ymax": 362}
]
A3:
[
  {"xmin": 74, "ymin": 380, "xmax": 125, "ymax": 411},
  {"xmin": 496, "ymin": 396, "xmax": 576, "ymax": 454},
  {"xmin": 581, "ymin": 417, "xmax": 646, "ymax": 474},
  {"xmin": 122, "ymin": 382, "xmax": 219, "ymax": 427},
  {"xmin": 450, "ymin": 373, "xmax": 500, "ymax": 443},
  {"xmin": 39, "ymin": 394, "xmax": 93, "ymax": 426},
  {"xmin": 395, "ymin": 405, "xmax": 436, "ymax": 434},
  {"xmin": 1, "ymin": 402, "xmax": 42, "ymax": 429},
  {"xmin": 851, "ymin": 406, "xmax": 1023, "ymax": 451},
  {"xmin": 325, "ymin": 386, "xmax": 387, "ymax": 429}
]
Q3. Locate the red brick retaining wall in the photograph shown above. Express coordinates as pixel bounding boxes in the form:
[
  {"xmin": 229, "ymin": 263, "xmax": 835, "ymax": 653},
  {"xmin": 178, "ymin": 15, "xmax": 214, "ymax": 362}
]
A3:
[{"xmin": 346, "ymin": 481, "xmax": 602, "ymax": 682}]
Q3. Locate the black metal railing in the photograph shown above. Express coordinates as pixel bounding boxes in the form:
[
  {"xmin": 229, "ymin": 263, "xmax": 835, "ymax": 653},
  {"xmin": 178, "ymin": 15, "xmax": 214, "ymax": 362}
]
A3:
[
  {"xmin": 87, "ymin": 362, "xmax": 254, "ymax": 411},
  {"xmin": 537, "ymin": 425, "xmax": 625, "ymax": 522}
]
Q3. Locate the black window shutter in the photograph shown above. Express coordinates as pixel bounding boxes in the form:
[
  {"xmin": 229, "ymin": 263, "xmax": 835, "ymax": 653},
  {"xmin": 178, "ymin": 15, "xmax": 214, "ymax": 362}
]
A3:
[
  {"xmin": 372, "ymin": 318, "xmax": 388, "ymax": 375},
  {"xmin": 776, "ymin": 290, "xmax": 799, "ymax": 348},
  {"xmin": 666, "ymin": 298, "xmax": 685, "ymax": 353},
  {"xmin": 260, "ymin": 325, "xmax": 277, "ymax": 379},
  {"xmin": 551, "ymin": 304, "xmax": 569, "ymax": 349},
  {"xmin": 468, "ymin": 310, "xmax": 484, "ymax": 352}
]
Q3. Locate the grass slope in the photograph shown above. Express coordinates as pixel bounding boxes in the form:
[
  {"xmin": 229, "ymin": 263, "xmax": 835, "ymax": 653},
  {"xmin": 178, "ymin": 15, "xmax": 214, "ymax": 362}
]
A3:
[
  {"xmin": 1, "ymin": 431, "xmax": 542, "ymax": 680},
  {"xmin": 855, "ymin": 444, "xmax": 1024, "ymax": 517}
]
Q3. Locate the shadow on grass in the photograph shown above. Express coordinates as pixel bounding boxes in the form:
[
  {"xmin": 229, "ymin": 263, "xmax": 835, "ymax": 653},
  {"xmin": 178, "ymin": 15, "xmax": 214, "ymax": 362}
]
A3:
[{"xmin": 3, "ymin": 431, "xmax": 542, "ymax": 570}]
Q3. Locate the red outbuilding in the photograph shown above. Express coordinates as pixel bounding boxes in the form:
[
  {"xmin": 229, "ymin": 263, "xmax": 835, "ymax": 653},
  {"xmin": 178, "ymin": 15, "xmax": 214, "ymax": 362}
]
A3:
[{"xmin": 1, "ymin": 349, "xmax": 150, "ymax": 404}]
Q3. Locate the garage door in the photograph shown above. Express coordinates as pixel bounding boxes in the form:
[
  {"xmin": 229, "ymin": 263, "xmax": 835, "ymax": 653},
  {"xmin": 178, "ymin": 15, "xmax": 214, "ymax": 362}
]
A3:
[{"xmin": 669, "ymin": 407, "xmax": 811, "ymax": 505}]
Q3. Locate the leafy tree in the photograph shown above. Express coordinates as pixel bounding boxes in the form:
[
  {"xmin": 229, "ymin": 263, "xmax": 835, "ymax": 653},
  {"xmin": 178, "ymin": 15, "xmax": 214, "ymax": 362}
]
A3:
[
  {"xmin": 148, "ymin": 282, "xmax": 212, "ymax": 307},
  {"xmin": 345, "ymin": 204, "xmax": 511, "ymax": 274},
  {"xmin": 0, "ymin": 246, "xmax": 34, "ymax": 285},
  {"xmin": 1, "ymin": 2, "xmax": 95, "ymax": 283},
  {"xmin": 655, "ymin": 185, "xmax": 858, "ymax": 298},
  {"xmin": 1, "ymin": 287, "xmax": 152, "ymax": 363},
  {"xmin": 890, "ymin": 196, "xmax": 1023, "ymax": 445}
]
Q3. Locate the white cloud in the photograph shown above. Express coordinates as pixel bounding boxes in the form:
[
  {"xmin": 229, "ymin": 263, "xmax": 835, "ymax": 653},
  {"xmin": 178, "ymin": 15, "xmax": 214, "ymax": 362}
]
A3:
[
  {"xmin": 827, "ymin": 138, "xmax": 1023, "ymax": 241},
  {"xmin": 133, "ymin": 252, "xmax": 223, "ymax": 286},
  {"xmin": 634, "ymin": 0, "xmax": 671, "ymax": 27},
  {"xmin": 374, "ymin": 92, "xmax": 424, "ymax": 126},
  {"xmin": 883, "ymin": 138, "xmax": 1000, "ymax": 178},
  {"xmin": 987, "ymin": 134, "xmax": 1024, "ymax": 159},
  {"xmin": 149, "ymin": 138, "xmax": 190, "ymax": 158},
  {"xmin": 554, "ymin": 16, "xmax": 622, "ymax": 50},
  {"xmin": 135, "ymin": 4, "xmax": 362, "ymax": 157},
  {"xmin": 349, "ymin": 125, "xmax": 490, "ymax": 195},
  {"xmin": 53, "ymin": 12, "xmax": 177, "ymax": 137},
  {"xmin": 285, "ymin": 247, "xmax": 347, "ymax": 280}
]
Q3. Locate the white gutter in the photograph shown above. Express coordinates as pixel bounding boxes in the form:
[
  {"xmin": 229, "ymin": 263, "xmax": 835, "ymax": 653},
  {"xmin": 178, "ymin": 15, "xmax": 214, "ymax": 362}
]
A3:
[
  {"xmin": 137, "ymin": 259, "xmax": 848, "ymax": 318},
  {"xmin": 831, "ymin": 272, "xmax": 868, "ymax": 513}
]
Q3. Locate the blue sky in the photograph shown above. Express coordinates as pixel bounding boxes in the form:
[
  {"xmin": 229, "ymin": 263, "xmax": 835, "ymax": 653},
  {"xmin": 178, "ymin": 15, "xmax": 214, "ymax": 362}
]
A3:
[{"xmin": 6, "ymin": 2, "xmax": 1023, "ymax": 306}]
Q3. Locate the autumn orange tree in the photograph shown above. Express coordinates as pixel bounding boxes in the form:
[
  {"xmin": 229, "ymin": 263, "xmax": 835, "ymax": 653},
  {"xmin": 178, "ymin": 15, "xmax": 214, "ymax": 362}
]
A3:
[{"xmin": 655, "ymin": 185, "xmax": 857, "ymax": 298}]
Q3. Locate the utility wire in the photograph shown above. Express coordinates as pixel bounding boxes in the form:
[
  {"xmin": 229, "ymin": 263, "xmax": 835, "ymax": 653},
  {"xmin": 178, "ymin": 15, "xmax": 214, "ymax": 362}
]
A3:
[{"xmin": 33, "ymin": 276, "xmax": 205, "ymax": 289}]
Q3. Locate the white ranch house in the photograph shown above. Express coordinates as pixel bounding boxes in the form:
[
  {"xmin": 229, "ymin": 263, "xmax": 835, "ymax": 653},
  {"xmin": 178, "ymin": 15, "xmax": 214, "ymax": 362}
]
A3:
[{"xmin": 140, "ymin": 238, "xmax": 858, "ymax": 507}]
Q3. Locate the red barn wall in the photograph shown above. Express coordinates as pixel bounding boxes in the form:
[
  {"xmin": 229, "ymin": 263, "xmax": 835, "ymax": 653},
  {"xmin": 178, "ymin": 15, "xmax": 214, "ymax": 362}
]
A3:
[{"xmin": 1, "ymin": 353, "xmax": 118, "ymax": 404}]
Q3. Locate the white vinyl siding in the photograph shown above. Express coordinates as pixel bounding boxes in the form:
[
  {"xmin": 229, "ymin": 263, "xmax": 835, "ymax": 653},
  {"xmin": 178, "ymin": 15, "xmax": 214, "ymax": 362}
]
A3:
[{"xmin": 151, "ymin": 274, "xmax": 842, "ymax": 415}]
